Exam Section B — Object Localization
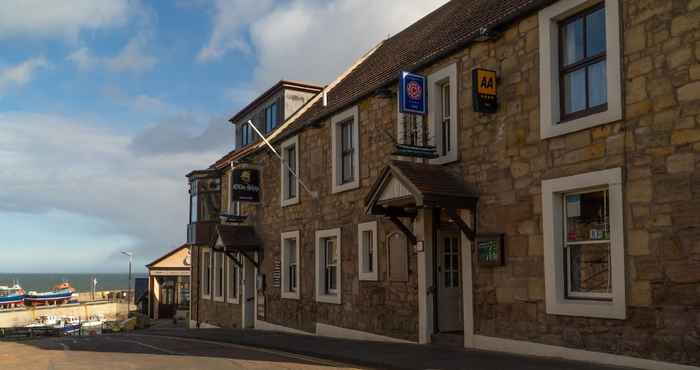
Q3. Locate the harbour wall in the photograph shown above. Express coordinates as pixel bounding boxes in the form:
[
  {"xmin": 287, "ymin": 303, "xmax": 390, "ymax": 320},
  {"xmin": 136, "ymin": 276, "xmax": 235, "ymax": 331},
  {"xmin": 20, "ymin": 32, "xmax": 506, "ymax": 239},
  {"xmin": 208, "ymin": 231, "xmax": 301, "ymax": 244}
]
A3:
[{"xmin": 0, "ymin": 302, "xmax": 128, "ymax": 328}]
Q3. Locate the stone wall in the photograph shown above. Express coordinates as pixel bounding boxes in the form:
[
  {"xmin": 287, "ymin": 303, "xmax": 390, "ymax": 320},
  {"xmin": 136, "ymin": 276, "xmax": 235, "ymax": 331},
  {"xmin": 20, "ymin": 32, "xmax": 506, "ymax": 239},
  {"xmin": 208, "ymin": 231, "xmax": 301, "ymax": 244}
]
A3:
[
  {"xmin": 197, "ymin": 0, "xmax": 700, "ymax": 364},
  {"xmin": 190, "ymin": 248, "xmax": 243, "ymax": 329}
]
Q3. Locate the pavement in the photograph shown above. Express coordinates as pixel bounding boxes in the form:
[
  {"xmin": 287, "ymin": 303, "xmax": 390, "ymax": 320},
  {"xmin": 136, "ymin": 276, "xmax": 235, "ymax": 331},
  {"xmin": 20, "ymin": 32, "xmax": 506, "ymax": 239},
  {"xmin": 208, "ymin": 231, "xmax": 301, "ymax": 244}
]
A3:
[
  {"xmin": 0, "ymin": 334, "xmax": 362, "ymax": 370},
  {"xmin": 141, "ymin": 327, "xmax": 643, "ymax": 370}
]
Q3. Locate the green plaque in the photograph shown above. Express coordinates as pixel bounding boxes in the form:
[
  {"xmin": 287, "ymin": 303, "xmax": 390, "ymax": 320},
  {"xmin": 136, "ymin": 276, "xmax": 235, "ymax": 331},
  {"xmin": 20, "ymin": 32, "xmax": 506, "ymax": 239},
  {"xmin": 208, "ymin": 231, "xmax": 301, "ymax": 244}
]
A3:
[{"xmin": 476, "ymin": 234, "xmax": 504, "ymax": 267}]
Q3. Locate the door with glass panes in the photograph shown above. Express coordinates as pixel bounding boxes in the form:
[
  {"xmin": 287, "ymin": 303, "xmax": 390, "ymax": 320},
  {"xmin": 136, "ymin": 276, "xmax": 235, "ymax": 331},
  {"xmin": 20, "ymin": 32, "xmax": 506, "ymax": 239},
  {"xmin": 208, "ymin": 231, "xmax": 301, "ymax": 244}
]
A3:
[{"xmin": 437, "ymin": 230, "xmax": 462, "ymax": 332}]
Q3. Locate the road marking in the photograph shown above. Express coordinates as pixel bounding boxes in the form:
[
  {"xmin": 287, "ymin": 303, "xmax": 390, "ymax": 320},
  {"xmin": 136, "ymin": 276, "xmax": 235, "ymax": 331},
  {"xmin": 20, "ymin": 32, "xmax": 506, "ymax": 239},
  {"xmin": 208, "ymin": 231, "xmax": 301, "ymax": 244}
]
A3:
[
  {"xmin": 127, "ymin": 334, "xmax": 369, "ymax": 369},
  {"xmin": 108, "ymin": 337, "xmax": 182, "ymax": 356}
]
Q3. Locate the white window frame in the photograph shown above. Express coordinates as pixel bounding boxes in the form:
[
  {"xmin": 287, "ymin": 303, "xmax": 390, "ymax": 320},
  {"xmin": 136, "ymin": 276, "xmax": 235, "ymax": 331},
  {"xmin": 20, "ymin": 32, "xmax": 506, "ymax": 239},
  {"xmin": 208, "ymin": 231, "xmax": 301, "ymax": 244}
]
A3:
[
  {"xmin": 280, "ymin": 136, "xmax": 300, "ymax": 207},
  {"xmin": 357, "ymin": 221, "xmax": 378, "ymax": 281},
  {"xmin": 213, "ymin": 251, "xmax": 225, "ymax": 302},
  {"xmin": 428, "ymin": 63, "xmax": 458, "ymax": 165},
  {"xmin": 397, "ymin": 90, "xmax": 424, "ymax": 146},
  {"xmin": 315, "ymin": 228, "xmax": 342, "ymax": 304},
  {"xmin": 541, "ymin": 167, "xmax": 625, "ymax": 319},
  {"xmin": 281, "ymin": 231, "xmax": 301, "ymax": 300},
  {"xmin": 201, "ymin": 247, "xmax": 211, "ymax": 300},
  {"xmin": 228, "ymin": 170, "xmax": 241, "ymax": 216},
  {"xmin": 331, "ymin": 106, "xmax": 360, "ymax": 193},
  {"xmin": 538, "ymin": 0, "xmax": 622, "ymax": 139},
  {"xmin": 226, "ymin": 254, "xmax": 240, "ymax": 304}
]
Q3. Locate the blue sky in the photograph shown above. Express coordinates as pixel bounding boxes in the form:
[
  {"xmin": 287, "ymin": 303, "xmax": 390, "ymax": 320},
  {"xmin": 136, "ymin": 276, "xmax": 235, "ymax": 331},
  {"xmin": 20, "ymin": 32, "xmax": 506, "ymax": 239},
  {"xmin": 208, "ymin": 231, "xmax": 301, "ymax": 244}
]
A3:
[{"xmin": 0, "ymin": 0, "xmax": 447, "ymax": 273}]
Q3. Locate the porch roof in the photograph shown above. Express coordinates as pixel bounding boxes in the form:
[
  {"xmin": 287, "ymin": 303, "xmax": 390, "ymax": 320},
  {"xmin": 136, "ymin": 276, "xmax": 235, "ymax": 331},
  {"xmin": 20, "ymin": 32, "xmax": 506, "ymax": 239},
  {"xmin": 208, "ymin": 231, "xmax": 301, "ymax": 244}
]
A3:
[
  {"xmin": 214, "ymin": 224, "xmax": 262, "ymax": 253},
  {"xmin": 365, "ymin": 160, "xmax": 479, "ymax": 214}
]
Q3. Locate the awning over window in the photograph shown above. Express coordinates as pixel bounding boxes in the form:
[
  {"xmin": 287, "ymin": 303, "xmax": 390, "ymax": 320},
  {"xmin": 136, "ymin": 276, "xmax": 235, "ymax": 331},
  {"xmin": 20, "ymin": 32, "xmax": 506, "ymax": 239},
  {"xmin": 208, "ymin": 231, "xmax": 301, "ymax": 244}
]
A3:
[{"xmin": 365, "ymin": 160, "xmax": 478, "ymax": 214}]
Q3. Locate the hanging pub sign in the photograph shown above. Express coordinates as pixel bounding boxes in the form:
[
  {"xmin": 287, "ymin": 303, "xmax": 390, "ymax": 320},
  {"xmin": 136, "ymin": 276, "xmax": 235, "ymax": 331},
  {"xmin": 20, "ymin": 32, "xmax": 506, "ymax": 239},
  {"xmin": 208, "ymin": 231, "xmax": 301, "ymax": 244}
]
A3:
[
  {"xmin": 231, "ymin": 167, "xmax": 261, "ymax": 203},
  {"xmin": 472, "ymin": 68, "xmax": 498, "ymax": 113},
  {"xmin": 476, "ymin": 234, "xmax": 505, "ymax": 267},
  {"xmin": 399, "ymin": 71, "xmax": 427, "ymax": 115}
]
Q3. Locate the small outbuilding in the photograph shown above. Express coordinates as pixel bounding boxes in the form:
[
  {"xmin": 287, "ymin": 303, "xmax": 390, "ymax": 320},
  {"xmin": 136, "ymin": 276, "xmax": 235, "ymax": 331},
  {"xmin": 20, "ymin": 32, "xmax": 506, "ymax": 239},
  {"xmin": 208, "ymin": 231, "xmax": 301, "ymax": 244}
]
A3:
[{"xmin": 146, "ymin": 244, "xmax": 191, "ymax": 321}]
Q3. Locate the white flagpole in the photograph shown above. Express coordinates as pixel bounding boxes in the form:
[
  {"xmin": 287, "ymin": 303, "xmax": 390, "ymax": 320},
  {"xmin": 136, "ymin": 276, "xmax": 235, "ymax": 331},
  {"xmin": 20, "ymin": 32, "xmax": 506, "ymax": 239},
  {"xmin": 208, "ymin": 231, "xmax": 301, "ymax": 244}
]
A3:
[{"xmin": 246, "ymin": 120, "xmax": 318, "ymax": 199}]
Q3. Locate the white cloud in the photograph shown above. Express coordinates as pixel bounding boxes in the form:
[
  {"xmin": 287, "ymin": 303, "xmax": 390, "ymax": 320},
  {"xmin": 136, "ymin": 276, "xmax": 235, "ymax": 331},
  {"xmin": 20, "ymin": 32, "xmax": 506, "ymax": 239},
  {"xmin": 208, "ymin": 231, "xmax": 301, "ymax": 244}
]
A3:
[
  {"xmin": 0, "ymin": 1, "xmax": 133, "ymax": 41},
  {"xmin": 102, "ymin": 86, "xmax": 175, "ymax": 114},
  {"xmin": 0, "ymin": 57, "xmax": 49, "ymax": 94},
  {"xmin": 67, "ymin": 35, "xmax": 158, "ymax": 74},
  {"xmin": 0, "ymin": 112, "xmax": 233, "ymax": 270},
  {"xmin": 199, "ymin": 0, "xmax": 448, "ymax": 89}
]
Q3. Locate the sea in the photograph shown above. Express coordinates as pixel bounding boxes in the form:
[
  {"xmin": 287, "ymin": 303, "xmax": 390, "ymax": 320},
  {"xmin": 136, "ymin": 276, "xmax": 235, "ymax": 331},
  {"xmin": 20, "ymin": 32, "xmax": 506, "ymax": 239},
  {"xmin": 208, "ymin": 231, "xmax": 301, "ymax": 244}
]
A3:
[{"xmin": 0, "ymin": 273, "xmax": 147, "ymax": 293}]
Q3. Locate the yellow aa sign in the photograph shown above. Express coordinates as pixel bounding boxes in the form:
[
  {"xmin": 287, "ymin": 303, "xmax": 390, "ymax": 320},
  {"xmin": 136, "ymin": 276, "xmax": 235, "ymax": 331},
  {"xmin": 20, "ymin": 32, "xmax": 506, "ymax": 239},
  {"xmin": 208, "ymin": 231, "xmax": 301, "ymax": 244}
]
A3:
[{"xmin": 476, "ymin": 69, "xmax": 497, "ymax": 96}]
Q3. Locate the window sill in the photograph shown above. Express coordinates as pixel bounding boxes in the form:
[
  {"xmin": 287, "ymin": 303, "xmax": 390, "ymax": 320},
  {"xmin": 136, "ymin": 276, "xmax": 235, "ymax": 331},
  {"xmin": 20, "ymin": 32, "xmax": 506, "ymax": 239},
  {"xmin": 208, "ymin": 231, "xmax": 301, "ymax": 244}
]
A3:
[
  {"xmin": 281, "ymin": 291, "xmax": 300, "ymax": 300},
  {"xmin": 541, "ymin": 107, "xmax": 622, "ymax": 139},
  {"xmin": 226, "ymin": 298, "xmax": 240, "ymax": 305},
  {"xmin": 202, "ymin": 294, "xmax": 211, "ymax": 300},
  {"xmin": 281, "ymin": 197, "xmax": 300, "ymax": 208},
  {"xmin": 213, "ymin": 296, "xmax": 225, "ymax": 303},
  {"xmin": 546, "ymin": 297, "xmax": 625, "ymax": 320},
  {"xmin": 358, "ymin": 273, "xmax": 378, "ymax": 282},
  {"xmin": 429, "ymin": 153, "xmax": 458, "ymax": 166},
  {"xmin": 331, "ymin": 180, "xmax": 359, "ymax": 194},
  {"xmin": 316, "ymin": 294, "xmax": 341, "ymax": 305}
]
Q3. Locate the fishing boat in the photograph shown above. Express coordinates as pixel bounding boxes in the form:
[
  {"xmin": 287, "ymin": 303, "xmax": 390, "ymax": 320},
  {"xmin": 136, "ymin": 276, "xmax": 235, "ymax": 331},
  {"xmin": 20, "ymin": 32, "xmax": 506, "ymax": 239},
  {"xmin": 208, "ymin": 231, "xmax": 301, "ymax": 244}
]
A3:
[
  {"xmin": 0, "ymin": 284, "xmax": 25, "ymax": 309},
  {"xmin": 24, "ymin": 282, "xmax": 76, "ymax": 306}
]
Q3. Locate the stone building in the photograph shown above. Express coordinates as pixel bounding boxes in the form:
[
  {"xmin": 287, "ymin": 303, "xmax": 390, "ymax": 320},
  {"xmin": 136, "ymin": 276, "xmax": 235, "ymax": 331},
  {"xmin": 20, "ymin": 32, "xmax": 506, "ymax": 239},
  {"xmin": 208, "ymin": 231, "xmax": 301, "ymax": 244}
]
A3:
[
  {"xmin": 187, "ymin": 0, "xmax": 700, "ymax": 368},
  {"xmin": 145, "ymin": 244, "xmax": 191, "ymax": 321}
]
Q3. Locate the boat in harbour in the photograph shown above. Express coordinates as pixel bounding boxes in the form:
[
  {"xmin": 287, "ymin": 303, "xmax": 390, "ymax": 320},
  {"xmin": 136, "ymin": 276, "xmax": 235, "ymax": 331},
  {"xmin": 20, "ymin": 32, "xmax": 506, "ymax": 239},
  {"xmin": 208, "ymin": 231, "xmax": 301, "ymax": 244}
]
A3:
[
  {"xmin": 0, "ymin": 284, "xmax": 25, "ymax": 309},
  {"xmin": 24, "ymin": 282, "xmax": 76, "ymax": 306}
]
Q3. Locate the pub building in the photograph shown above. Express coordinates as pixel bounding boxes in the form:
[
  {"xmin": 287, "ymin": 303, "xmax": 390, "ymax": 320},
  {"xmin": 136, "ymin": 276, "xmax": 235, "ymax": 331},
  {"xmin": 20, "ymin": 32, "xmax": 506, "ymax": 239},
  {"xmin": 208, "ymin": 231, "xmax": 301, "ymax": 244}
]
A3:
[{"xmin": 186, "ymin": 0, "xmax": 700, "ymax": 368}]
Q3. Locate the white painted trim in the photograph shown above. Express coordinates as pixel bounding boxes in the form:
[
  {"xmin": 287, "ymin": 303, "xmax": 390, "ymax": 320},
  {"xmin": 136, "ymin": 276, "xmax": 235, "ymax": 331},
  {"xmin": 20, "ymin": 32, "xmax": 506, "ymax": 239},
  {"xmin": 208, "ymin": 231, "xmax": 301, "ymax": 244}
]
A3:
[
  {"xmin": 541, "ymin": 167, "xmax": 626, "ymax": 319},
  {"xmin": 280, "ymin": 136, "xmax": 300, "ymax": 207},
  {"xmin": 213, "ymin": 251, "xmax": 225, "ymax": 302},
  {"xmin": 281, "ymin": 230, "xmax": 301, "ymax": 300},
  {"xmin": 316, "ymin": 323, "xmax": 416, "ymax": 344},
  {"xmin": 538, "ymin": 0, "xmax": 623, "ymax": 139},
  {"xmin": 198, "ymin": 322, "xmax": 220, "ymax": 329},
  {"xmin": 255, "ymin": 319, "xmax": 312, "ymax": 335},
  {"xmin": 201, "ymin": 247, "xmax": 211, "ymax": 300},
  {"xmin": 225, "ymin": 253, "xmax": 240, "ymax": 304},
  {"xmin": 428, "ymin": 63, "xmax": 458, "ymax": 165},
  {"xmin": 357, "ymin": 221, "xmax": 379, "ymax": 281},
  {"xmin": 460, "ymin": 209, "xmax": 475, "ymax": 348},
  {"xmin": 330, "ymin": 106, "xmax": 360, "ymax": 194},
  {"xmin": 414, "ymin": 208, "xmax": 435, "ymax": 344},
  {"xmin": 473, "ymin": 335, "xmax": 698, "ymax": 370},
  {"xmin": 315, "ymin": 228, "xmax": 342, "ymax": 305}
]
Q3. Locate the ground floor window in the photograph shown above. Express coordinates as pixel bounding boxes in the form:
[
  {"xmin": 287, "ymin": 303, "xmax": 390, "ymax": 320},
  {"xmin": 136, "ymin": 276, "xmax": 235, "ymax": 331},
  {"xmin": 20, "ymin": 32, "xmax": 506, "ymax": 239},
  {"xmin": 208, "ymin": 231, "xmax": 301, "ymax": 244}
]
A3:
[
  {"xmin": 226, "ymin": 254, "xmax": 240, "ymax": 304},
  {"xmin": 542, "ymin": 167, "xmax": 625, "ymax": 319},
  {"xmin": 213, "ymin": 252, "xmax": 224, "ymax": 302},
  {"xmin": 281, "ymin": 231, "xmax": 300, "ymax": 299},
  {"xmin": 201, "ymin": 248, "xmax": 211, "ymax": 299},
  {"xmin": 315, "ymin": 228, "xmax": 342, "ymax": 304},
  {"xmin": 358, "ymin": 221, "xmax": 378, "ymax": 281}
]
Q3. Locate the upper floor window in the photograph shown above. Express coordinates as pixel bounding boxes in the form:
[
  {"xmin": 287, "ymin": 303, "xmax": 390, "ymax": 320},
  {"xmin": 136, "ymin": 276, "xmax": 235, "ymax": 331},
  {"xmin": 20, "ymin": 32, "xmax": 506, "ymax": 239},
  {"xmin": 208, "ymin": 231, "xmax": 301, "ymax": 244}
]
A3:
[
  {"xmin": 280, "ymin": 136, "xmax": 299, "ymax": 207},
  {"xmin": 241, "ymin": 123, "xmax": 252, "ymax": 146},
  {"xmin": 331, "ymin": 106, "xmax": 359, "ymax": 193},
  {"xmin": 560, "ymin": 4, "xmax": 607, "ymax": 121},
  {"xmin": 428, "ymin": 64, "xmax": 457, "ymax": 164},
  {"xmin": 539, "ymin": 0, "xmax": 622, "ymax": 139},
  {"xmin": 189, "ymin": 177, "xmax": 221, "ymax": 223},
  {"xmin": 265, "ymin": 102, "xmax": 279, "ymax": 132}
]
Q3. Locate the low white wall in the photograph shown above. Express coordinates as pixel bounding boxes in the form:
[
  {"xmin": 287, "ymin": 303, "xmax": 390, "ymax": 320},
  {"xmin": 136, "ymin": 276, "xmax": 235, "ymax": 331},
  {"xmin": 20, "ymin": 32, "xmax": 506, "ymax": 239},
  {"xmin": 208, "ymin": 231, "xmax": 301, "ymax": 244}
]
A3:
[{"xmin": 0, "ymin": 302, "xmax": 127, "ymax": 327}]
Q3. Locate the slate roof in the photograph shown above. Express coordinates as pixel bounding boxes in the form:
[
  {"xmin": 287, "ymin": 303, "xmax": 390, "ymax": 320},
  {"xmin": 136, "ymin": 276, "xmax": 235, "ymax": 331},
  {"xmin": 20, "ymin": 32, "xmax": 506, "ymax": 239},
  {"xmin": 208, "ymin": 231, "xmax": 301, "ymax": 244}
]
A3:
[
  {"xmin": 207, "ymin": 0, "xmax": 554, "ymax": 169},
  {"xmin": 390, "ymin": 160, "xmax": 478, "ymax": 199}
]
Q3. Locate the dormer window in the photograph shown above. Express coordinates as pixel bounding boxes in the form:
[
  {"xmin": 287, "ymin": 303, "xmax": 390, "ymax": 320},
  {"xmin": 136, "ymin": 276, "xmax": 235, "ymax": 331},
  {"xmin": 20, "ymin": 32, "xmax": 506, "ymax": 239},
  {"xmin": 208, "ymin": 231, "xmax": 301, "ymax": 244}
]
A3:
[
  {"xmin": 265, "ymin": 102, "xmax": 279, "ymax": 132},
  {"xmin": 241, "ymin": 123, "xmax": 252, "ymax": 146}
]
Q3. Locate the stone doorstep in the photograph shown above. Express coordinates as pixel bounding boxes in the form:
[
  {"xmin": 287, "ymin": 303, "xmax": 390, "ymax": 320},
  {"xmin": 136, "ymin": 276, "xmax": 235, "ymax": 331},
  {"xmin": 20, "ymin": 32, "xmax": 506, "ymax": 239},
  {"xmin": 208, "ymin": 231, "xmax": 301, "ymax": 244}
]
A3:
[{"xmin": 137, "ymin": 328, "xmax": 645, "ymax": 370}]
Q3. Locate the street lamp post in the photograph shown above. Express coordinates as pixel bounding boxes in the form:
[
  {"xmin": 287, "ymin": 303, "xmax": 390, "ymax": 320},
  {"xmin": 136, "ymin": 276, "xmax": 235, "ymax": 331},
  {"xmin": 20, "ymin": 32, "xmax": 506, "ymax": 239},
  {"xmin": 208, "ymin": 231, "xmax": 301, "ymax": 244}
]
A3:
[{"xmin": 121, "ymin": 251, "xmax": 134, "ymax": 316}]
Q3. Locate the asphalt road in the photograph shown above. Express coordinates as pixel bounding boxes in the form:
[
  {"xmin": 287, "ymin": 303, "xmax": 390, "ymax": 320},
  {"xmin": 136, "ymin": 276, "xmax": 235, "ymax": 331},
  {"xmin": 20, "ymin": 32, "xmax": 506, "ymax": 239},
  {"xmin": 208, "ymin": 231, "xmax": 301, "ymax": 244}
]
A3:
[{"xmin": 0, "ymin": 334, "xmax": 364, "ymax": 370}]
